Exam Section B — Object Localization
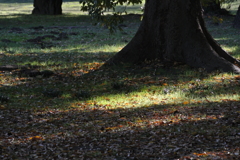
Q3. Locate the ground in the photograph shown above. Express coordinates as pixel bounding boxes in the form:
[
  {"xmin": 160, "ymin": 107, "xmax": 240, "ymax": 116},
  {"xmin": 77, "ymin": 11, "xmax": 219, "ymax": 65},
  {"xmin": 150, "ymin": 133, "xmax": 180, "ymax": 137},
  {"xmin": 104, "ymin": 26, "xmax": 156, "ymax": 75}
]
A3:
[{"xmin": 0, "ymin": 1, "xmax": 240, "ymax": 159}]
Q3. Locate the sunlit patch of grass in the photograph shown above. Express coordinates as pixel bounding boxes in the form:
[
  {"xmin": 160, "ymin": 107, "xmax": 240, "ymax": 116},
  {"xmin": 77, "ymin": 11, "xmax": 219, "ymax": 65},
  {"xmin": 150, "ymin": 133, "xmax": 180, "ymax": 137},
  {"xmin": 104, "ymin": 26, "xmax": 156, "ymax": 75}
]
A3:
[
  {"xmin": 227, "ymin": 0, "xmax": 240, "ymax": 15},
  {"xmin": 84, "ymin": 71, "xmax": 240, "ymax": 110},
  {"xmin": 62, "ymin": 2, "xmax": 86, "ymax": 15}
]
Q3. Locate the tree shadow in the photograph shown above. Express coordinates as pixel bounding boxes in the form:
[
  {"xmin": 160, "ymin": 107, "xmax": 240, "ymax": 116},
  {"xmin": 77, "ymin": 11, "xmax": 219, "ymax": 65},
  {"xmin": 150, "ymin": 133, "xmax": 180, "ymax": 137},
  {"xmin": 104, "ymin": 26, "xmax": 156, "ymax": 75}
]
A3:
[
  {"xmin": 0, "ymin": 52, "xmax": 212, "ymax": 108},
  {"xmin": 0, "ymin": 57, "xmax": 231, "ymax": 116},
  {"xmin": 0, "ymin": 14, "xmax": 93, "ymax": 27},
  {"xmin": 0, "ymin": 15, "xmax": 238, "ymax": 111}
]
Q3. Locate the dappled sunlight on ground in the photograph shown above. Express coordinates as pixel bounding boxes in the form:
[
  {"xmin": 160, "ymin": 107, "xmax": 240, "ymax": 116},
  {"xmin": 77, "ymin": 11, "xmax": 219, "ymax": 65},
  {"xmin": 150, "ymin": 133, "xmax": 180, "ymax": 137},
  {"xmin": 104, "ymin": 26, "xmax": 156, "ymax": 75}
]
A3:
[{"xmin": 0, "ymin": 1, "xmax": 240, "ymax": 159}]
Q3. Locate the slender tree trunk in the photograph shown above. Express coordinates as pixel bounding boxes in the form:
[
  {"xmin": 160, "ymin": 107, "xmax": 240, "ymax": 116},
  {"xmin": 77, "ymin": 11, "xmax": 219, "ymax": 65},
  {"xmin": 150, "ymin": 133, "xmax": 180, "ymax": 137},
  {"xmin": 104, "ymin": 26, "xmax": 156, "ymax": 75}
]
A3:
[
  {"xmin": 233, "ymin": 5, "xmax": 240, "ymax": 28},
  {"xmin": 32, "ymin": 0, "xmax": 62, "ymax": 15},
  {"xmin": 106, "ymin": 0, "xmax": 240, "ymax": 73}
]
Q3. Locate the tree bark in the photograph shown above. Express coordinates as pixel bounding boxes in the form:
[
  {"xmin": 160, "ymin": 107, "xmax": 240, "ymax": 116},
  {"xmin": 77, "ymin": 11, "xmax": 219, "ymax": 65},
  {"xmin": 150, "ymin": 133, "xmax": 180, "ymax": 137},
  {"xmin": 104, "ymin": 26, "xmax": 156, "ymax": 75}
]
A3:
[
  {"xmin": 106, "ymin": 0, "xmax": 240, "ymax": 73},
  {"xmin": 233, "ymin": 5, "xmax": 240, "ymax": 28},
  {"xmin": 32, "ymin": 0, "xmax": 62, "ymax": 15}
]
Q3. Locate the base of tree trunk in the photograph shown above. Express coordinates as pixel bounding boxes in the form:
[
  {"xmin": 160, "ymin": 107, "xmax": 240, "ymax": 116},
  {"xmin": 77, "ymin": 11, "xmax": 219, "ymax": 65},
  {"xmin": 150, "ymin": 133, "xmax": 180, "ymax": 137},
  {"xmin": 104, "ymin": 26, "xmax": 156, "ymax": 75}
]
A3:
[
  {"xmin": 32, "ymin": 0, "xmax": 62, "ymax": 15},
  {"xmin": 106, "ymin": 0, "xmax": 240, "ymax": 73},
  {"xmin": 233, "ymin": 5, "xmax": 240, "ymax": 28}
]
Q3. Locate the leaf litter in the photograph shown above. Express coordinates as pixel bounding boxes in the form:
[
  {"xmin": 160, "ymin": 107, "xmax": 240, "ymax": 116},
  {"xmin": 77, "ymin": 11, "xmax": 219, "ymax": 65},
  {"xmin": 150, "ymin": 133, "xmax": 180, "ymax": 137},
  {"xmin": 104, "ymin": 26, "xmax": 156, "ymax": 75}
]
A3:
[{"xmin": 0, "ymin": 90, "xmax": 239, "ymax": 159}]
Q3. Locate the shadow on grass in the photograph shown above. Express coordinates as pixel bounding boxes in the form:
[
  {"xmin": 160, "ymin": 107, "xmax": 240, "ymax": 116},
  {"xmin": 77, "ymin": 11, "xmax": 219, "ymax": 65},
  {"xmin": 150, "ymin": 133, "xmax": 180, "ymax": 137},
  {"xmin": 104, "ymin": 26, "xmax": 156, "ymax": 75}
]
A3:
[
  {"xmin": 0, "ymin": 59, "xmax": 233, "ymax": 111},
  {"xmin": 184, "ymin": 78, "xmax": 240, "ymax": 99},
  {"xmin": 215, "ymin": 39, "xmax": 240, "ymax": 57},
  {"xmin": 0, "ymin": 25, "xmax": 238, "ymax": 109},
  {"xmin": 0, "ymin": 12, "xmax": 142, "ymax": 27},
  {"xmin": 0, "ymin": 14, "xmax": 93, "ymax": 28}
]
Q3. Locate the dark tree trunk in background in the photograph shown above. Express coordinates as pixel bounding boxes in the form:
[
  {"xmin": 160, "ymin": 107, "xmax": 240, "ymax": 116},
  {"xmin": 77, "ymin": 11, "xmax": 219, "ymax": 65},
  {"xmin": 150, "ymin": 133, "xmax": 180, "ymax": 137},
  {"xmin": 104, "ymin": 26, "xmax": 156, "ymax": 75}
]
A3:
[
  {"xmin": 202, "ymin": 0, "xmax": 221, "ymax": 14},
  {"xmin": 106, "ymin": 0, "xmax": 240, "ymax": 73},
  {"xmin": 32, "ymin": 0, "xmax": 62, "ymax": 15},
  {"xmin": 233, "ymin": 5, "xmax": 240, "ymax": 28}
]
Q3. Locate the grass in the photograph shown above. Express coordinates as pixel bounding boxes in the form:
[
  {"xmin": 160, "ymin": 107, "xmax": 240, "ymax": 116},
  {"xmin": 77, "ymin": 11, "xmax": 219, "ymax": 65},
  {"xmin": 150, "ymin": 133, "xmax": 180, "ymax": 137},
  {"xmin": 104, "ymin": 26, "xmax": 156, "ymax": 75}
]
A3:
[{"xmin": 0, "ymin": 1, "xmax": 240, "ymax": 159}]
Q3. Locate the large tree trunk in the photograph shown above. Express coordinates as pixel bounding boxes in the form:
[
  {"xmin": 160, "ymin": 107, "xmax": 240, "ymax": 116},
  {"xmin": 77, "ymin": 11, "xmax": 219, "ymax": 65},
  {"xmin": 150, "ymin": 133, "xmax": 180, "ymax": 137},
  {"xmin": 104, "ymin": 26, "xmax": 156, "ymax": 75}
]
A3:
[
  {"xmin": 106, "ymin": 0, "xmax": 240, "ymax": 73},
  {"xmin": 32, "ymin": 0, "xmax": 62, "ymax": 15},
  {"xmin": 233, "ymin": 5, "xmax": 240, "ymax": 28}
]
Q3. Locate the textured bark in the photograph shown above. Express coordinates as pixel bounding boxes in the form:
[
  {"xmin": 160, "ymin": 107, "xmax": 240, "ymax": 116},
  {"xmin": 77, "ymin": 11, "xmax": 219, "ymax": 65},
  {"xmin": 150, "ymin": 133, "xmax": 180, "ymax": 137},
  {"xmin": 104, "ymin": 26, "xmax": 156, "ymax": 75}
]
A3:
[
  {"xmin": 233, "ymin": 5, "xmax": 240, "ymax": 28},
  {"xmin": 106, "ymin": 0, "xmax": 240, "ymax": 73},
  {"xmin": 32, "ymin": 0, "xmax": 62, "ymax": 15}
]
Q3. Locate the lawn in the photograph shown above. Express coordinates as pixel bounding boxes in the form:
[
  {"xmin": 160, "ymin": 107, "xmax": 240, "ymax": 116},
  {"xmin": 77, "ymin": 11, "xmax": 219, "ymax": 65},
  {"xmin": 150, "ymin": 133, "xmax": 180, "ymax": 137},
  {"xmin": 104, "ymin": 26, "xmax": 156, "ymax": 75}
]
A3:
[{"xmin": 0, "ymin": 1, "xmax": 240, "ymax": 159}]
